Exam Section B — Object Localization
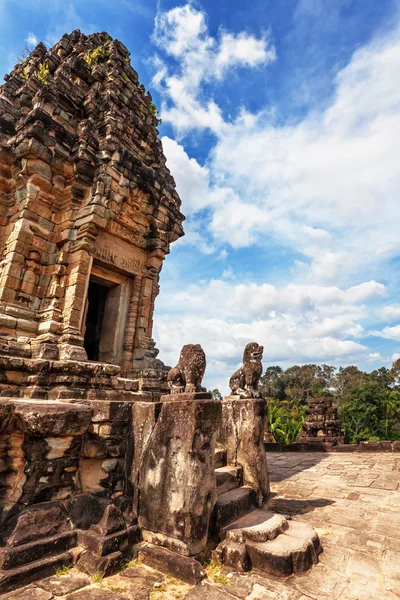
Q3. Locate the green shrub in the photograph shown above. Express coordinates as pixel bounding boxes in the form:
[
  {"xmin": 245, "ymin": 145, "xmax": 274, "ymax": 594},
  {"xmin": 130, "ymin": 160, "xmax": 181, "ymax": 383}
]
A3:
[
  {"xmin": 267, "ymin": 398, "xmax": 305, "ymax": 445},
  {"xmin": 84, "ymin": 45, "xmax": 111, "ymax": 68},
  {"xmin": 35, "ymin": 62, "xmax": 49, "ymax": 85}
]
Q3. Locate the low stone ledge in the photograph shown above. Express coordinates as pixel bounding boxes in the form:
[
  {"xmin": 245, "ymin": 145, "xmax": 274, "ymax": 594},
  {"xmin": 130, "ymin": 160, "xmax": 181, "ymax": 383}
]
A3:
[
  {"xmin": 265, "ymin": 441, "xmax": 400, "ymax": 452},
  {"xmin": 136, "ymin": 542, "xmax": 206, "ymax": 585}
]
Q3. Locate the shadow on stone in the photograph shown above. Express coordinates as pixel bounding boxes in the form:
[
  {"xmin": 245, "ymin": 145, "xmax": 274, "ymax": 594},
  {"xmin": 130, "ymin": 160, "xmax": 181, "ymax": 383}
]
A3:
[
  {"xmin": 267, "ymin": 452, "xmax": 329, "ymax": 484},
  {"xmin": 268, "ymin": 496, "xmax": 335, "ymax": 516}
]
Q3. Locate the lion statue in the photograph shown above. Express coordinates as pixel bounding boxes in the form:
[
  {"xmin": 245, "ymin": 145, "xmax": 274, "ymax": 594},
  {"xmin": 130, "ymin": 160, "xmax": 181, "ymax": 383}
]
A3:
[
  {"xmin": 168, "ymin": 344, "xmax": 206, "ymax": 394},
  {"xmin": 229, "ymin": 342, "xmax": 264, "ymax": 398}
]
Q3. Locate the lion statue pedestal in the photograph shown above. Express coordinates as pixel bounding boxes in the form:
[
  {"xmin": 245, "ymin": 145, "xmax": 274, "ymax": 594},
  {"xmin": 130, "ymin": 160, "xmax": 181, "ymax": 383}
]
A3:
[
  {"xmin": 218, "ymin": 342, "xmax": 269, "ymax": 506},
  {"xmin": 138, "ymin": 344, "xmax": 221, "ymax": 557}
]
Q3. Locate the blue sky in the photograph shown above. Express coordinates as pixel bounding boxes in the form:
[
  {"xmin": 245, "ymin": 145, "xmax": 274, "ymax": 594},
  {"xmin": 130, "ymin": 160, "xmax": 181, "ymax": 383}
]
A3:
[{"xmin": 2, "ymin": 0, "xmax": 400, "ymax": 392}]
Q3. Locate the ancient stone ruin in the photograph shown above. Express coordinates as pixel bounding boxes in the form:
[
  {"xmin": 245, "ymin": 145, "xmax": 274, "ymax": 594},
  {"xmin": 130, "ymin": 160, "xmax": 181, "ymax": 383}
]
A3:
[
  {"xmin": 0, "ymin": 31, "xmax": 321, "ymax": 595},
  {"xmin": 301, "ymin": 397, "xmax": 343, "ymax": 446}
]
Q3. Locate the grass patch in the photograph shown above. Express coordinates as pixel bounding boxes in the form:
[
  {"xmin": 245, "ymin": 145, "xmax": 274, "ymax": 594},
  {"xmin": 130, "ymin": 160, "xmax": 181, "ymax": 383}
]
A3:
[
  {"xmin": 204, "ymin": 560, "xmax": 229, "ymax": 586},
  {"xmin": 55, "ymin": 564, "xmax": 73, "ymax": 577},
  {"xmin": 122, "ymin": 555, "xmax": 143, "ymax": 569},
  {"xmin": 92, "ymin": 572, "xmax": 103, "ymax": 583}
]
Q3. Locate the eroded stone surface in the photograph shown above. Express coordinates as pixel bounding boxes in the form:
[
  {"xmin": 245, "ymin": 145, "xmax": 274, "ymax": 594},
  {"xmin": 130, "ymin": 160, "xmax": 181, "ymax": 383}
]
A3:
[
  {"xmin": 138, "ymin": 398, "xmax": 221, "ymax": 556},
  {"xmin": 37, "ymin": 573, "xmax": 90, "ymax": 595},
  {"xmin": 218, "ymin": 397, "xmax": 269, "ymax": 506}
]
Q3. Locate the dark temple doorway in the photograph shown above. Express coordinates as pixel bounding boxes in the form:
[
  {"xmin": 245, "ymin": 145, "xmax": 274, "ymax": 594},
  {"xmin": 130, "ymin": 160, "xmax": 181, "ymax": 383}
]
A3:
[{"xmin": 83, "ymin": 280, "xmax": 109, "ymax": 361}]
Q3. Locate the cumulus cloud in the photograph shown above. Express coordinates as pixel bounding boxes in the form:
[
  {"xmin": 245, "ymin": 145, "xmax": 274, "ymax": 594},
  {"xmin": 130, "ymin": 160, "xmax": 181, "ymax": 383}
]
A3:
[
  {"xmin": 159, "ymin": 14, "xmax": 400, "ymax": 287},
  {"xmin": 151, "ymin": 4, "xmax": 400, "ymax": 388},
  {"xmin": 151, "ymin": 3, "xmax": 275, "ymax": 134},
  {"xmin": 372, "ymin": 325, "xmax": 400, "ymax": 342},
  {"xmin": 377, "ymin": 305, "xmax": 400, "ymax": 322},
  {"xmin": 162, "ymin": 136, "xmax": 211, "ymax": 214},
  {"xmin": 154, "ymin": 278, "xmax": 386, "ymax": 391}
]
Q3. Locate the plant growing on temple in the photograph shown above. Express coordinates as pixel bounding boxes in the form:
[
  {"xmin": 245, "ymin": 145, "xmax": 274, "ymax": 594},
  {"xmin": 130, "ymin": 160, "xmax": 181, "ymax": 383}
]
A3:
[
  {"xmin": 35, "ymin": 62, "xmax": 49, "ymax": 85},
  {"xmin": 149, "ymin": 102, "xmax": 162, "ymax": 125},
  {"xmin": 267, "ymin": 399, "xmax": 306, "ymax": 445},
  {"xmin": 17, "ymin": 46, "xmax": 31, "ymax": 65},
  {"xmin": 83, "ymin": 45, "xmax": 111, "ymax": 68}
]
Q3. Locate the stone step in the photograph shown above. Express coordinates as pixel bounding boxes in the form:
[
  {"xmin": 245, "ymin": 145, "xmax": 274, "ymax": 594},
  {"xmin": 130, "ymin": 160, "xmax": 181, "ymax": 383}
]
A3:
[
  {"xmin": 246, "ymin": 520, "xmax": 321, "ymax": 576},
  {"xmin": 215, "ymin": 466, "xmax": 243, "ymax": 496},
  {"xmin": 211, "ymin": 487, "xmax": 256, "ymax": 536},
  {"xmin": 214, "ymin": 517, "xmax": 321, "ymax": 576},
  {"xmin": 214, "ymin": 448, "xmax": 227, "ymax": 468},
  {"xmin": 0, "ymin": 551, "xmax": 74, "ymax": 595},
  {"xmin": 221, "ymin": 508, "xmax": 288, "ymax": 543},
  {"xmin": 0, "ymin": 531, "xmax": 77, "ymax": 570}
]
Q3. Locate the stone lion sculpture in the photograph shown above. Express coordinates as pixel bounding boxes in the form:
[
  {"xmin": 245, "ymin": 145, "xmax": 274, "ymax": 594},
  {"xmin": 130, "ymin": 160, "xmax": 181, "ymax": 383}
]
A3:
[
  {"xmin": 229, "ymin": 342, "xmax": 264, "ymax": 398},
  {"xmin": 168, "ymin": 344, "xmax": 206, "ymax": 394}
]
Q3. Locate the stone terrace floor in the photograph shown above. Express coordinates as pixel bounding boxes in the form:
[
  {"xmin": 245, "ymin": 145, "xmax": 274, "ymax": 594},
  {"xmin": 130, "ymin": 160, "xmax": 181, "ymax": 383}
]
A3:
[{"xmin": 3, "ymin": 452, "xmax": 400, "ymax": 600}]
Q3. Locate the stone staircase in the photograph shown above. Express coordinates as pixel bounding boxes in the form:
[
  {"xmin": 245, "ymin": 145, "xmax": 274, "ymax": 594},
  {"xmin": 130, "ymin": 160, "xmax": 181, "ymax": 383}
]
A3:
[{"xmin": 211, "ymin": 447, "xmax": 321, "ymax": 576}]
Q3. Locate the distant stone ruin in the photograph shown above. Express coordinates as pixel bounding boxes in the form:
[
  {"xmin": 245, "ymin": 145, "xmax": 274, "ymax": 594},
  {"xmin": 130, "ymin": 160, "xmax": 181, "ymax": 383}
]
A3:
[
  {"xmin": 0, "ymin": 31, "xmax": 321, "ymax": 595},
  {"xmin": 302, "ymin": 397, "xmax": 343, "ymax": 445}
]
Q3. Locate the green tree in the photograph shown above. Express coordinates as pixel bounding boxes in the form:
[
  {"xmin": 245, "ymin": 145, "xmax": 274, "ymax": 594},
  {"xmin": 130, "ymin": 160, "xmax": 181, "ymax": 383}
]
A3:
[
  {"xmin": 266, "ymin": 398, "xmax": 306, "ymax": 445},
  {"xmin": 338, "ymin": 382, "xmax": 400, "ymax": 443},
  {"xmin": 382, "ymin": 390, "xmax": 400, "ymax": 438},
  {"xmin": 282, "ymin": 364, "xmax": 335, "ymax": 404},
  {"xmin": 259, "ymin": 366, "xmax": 285, "ymax": 399},
  {"xmin": 211, "ymin": 388, "xmax": 223, "ymax": 401},
  {"xmin": 332, "ymin": 365, "xmax": 368, "ymax": 403}
]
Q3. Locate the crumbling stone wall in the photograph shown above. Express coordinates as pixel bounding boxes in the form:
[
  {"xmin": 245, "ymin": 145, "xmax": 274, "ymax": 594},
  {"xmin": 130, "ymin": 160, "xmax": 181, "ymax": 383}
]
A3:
[{"xmin": 302, "ymin": 397, "xmax": 343, "ymax": 444}]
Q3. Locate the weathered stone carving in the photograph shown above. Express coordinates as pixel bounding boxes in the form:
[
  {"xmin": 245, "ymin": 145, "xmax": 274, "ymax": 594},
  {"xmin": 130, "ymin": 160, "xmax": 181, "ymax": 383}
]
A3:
[
  {"xmin": 137, "ymin": 397, "xmax": 221, "ymax": 556},
  {"xmin": 217, "ymin": 397, "xmax": 270, "ymax": 507},
  {"xmin": 229, "ymin": 342, "xmax": 264, "ymax": 398},
  {"xmin": 167, "ymin": 344, "xmax": 206, "ymax": 394}
]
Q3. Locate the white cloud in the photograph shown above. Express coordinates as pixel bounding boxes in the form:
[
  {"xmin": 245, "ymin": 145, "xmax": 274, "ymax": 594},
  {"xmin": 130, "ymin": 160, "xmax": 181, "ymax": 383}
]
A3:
[
  {"xmin": 162, "ymin": 136, "xmax": 211, "ymax": 214},
  {"xmin": 157, "ymin": 16, "xmax": 400, "ymax": 286},
  {"xmin": 151, "ymin": 5, "xmax": 400, "ymax": 389},
  {"xmin": 25, "ymin": 32, "xmax": 39, "ymax": 47},
  {"xmin": 214, "ymin": 31, "xmax": 276, "ymax": 79},
  {"xmin": 372, "ymin": 325, "xmax": 400, "ymax": 342},
  {"xmin": 151, "ymin": 4, "xmax": 275, "ymax": 134},
  {"xmin": 154, "ymin": 277, "xmax": 385, "ymax": 390},
  {"xmin": 378, "ymin": 305, "xmax": 400, "ymax": 322}
]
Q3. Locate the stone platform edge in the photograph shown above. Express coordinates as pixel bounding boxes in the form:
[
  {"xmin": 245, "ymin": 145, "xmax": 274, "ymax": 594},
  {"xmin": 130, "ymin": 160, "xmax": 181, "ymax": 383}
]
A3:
[{"xmin": 264, "ymin": 440, "xmax": 400, "ymax": 452}]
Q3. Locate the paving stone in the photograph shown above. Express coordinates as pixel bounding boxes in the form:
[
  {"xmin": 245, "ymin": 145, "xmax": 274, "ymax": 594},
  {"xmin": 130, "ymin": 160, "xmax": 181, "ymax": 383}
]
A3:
[
  {"xmin": 185, "ymin": 582, "xmax": 238, "ymax": 599},
  {"xmin": 4, "ymin": 587, "xmax": 53, "ymax": 600},
  {"xmin": 120, "ymin": 565, "xmax": 163, "ymax": 584},
  {"xmin": 37, "ymin": 573, "xmax": 90, "ymax": 595},
  {"xmin": 341, "ymin": 582, "xmax": 399, "ymax": 600},
  {"xmin": 244, "ymin": 583, "xmax": 279, "ymax": 599},
  {"xmin": 292, "ymin": 563, "xmax": 348, "ymax": 599},
  {"xmin": 66, "ymin": 587, "xmax": 129, "ymax": 600},
  {"xmin": 345, "ymin": 550, "xmax": 381, "ymax": 585}
]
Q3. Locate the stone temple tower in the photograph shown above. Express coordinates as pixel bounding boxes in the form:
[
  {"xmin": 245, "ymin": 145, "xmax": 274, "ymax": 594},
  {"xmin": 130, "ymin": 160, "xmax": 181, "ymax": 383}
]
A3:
[
  {"xmin": 0, "ymin": 31, "xmax": 185, "ymax": 591},
  {"xmin": 0, "ymin": 30, "xmax": 184, "ymax": 391}
]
